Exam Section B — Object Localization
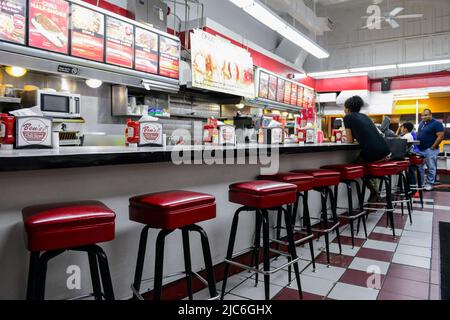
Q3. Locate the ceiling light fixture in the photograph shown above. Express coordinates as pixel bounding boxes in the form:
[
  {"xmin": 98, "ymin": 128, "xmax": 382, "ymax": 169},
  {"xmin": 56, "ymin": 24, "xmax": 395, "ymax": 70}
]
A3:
[
  {"xmin": 228, "ymin": 0, "xmax": 329, "ymax": 59},
  {"xmin": 398, "ymin": 59, "xmax": 450, "ymax": 68},
  {"xmin": 349, "ymin": 65, "xmax": 397, "ymax": 73},
  {"xmin": 308, "ymin": 69, "xmax": 350, "ymax": 77},
  {"xmin": 85, "ymin": 79, "xmax": 103, "ymax": 88},
  {"xmin": 5, "ymin": 66, "xmax": 27, "ymax": 77}
]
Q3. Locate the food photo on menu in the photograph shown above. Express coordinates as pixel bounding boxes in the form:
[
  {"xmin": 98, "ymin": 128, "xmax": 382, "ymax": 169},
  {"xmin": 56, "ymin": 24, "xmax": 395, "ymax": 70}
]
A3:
[
  {"xmin": 268, "ymin": 75, "xmax": 277, "ymax": 101},
  {"xmin": 0, "ymin": 0, "xmax": 26, "ymax": 44},
  {"xmin": 276, "ymin": 78, "xmax": 285, "ymax": 103},
  {"xmin": 28, "ymin": 0, "xmax": 69, "ymax": 54},
  {"xmin": 135, "ymin": 27, "xmax": 158, "ymax": 74},
  {"xmin": 105, "ymin": 16, "xmax": 134, "ymax": 68},
  {"xmin": 70, "ymin": 4, "xmax": 104, "ymax": 62},
  {"xmin": 258, "ymin": 72, "xmax": 269, "ymax": 99},
  {"xmin": 159, "ymin": 36, "xmax": 179, "ymax": 78}
]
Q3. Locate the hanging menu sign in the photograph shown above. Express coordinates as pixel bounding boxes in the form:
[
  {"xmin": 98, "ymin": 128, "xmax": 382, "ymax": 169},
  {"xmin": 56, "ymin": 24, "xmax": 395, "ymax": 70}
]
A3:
[
  {"xmin": 105, "ymin": 16, "xmax": 134, "ymax": 68},
  {"xmin": 134, "ymin": 26, "xmax": 158, "ymax": 74},
  {"xmin": 304, "ymin": 88, "xmax": 315, "ymax": 108},
  {"xmin": 268, "ymin": 75, "xmax": 277, "ymax": 101},
  {"xmin": 0, "ymin": 0, "xmax": 26, "ymax": 44},
  {"xmin": 258, "ymin": 72, "xmax": 269, "ymax": 99},
  {"xmin": 297, "ymin": 86, "xmax": 304, "ymax": 107},
  {"xmin": 28, "ymin": 0, "xmax": 69, "ymax": 54},
  {"xmin": 190, "ymin": 29, "xmax": 254, "ymax": 97},
  {"xmin": 159, "ymin": 35, "xmax": 179, "ymax": 79},
  {"xmin": 276, "ymin": 78, "xmax": 285, "ymax": 103},
  {"xmin": 70, "ymin": 4, "xmax": 104, "ymax": 62}
]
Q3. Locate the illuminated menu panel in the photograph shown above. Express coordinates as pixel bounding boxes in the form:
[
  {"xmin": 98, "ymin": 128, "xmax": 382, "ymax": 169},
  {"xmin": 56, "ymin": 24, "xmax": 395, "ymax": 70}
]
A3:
[
  {"xmin": 268, "ymin": 75, "xmax": 277, "ymax": 101},
  {"xmin": 0, "ymin": 0, "xmax": 26, "ymax": 44},
  {"xmin": 105, "ymin": 16, "xmax": 134, "ymax": 68},
  {"xmin": 258, "ymin": 71, "xmax": 269, "ymax": 99},
  {"xmin": 290, "ymin": 83, "xmax": 297, "ymax": 106},
  {"xmin": 135, "ymin": 26, "xmax": 158, "ymax": 74},
  {"xmin": 297, "ymin": 86, "xmax": 304, "ymax": 107},
  {"xmin": 283, "ymin": 81, "xmax": 291, "ymax": 105},
  {"xmin": 276, "ymin": 78, "xmax": 285, "ymax": 103},
  {"xmin": 159, "ymin": 35, "xmax": 179, "ymax": 79},
  {"xmin": 28, "ymin": 0, "xmax": 69, "ymax": 54},
  {"xmin": 70, "ymin": 4, "xmax": 104, "ymax": 62}
]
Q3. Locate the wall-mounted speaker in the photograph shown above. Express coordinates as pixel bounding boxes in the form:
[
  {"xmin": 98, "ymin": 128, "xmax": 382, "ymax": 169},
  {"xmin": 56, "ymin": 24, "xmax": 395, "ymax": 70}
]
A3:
[{"xmin": 381, "ymin": 78, "xmax": 391, "ymax": 92}]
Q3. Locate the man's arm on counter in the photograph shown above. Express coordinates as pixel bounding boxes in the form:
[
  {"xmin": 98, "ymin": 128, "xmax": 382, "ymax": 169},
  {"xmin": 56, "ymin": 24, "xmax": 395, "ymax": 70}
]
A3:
[{"xmin": 346, "ymin": 129, "xmax": 355, "ymax": 143}]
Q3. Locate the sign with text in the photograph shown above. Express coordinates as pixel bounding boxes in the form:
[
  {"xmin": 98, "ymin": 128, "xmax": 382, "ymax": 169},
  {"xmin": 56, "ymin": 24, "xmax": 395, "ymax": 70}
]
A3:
[
  {"xmin": 191, "ymin": 29, "xmax": 254, "ymax": 98},
  {"xmin": 0, "ymin": 0, "xmax": 26, "ymax": 44},
  {"xmin": 105, "ymin": 16, "xmax": 134, "ymax": 68},
  {"xmin": 16, "ymin": 116, "xmax": 52, "ymax": 148}
]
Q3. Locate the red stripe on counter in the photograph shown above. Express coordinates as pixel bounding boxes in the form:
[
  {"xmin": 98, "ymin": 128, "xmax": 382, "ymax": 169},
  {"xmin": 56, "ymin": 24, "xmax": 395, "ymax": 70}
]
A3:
[{"xmin": 371, "ymin": 71, "xmax": 450, "ymax": 91}]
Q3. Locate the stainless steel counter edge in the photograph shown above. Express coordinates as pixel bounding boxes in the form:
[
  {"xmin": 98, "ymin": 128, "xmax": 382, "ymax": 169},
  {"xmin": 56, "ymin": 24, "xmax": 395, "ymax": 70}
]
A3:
[{"xmin": 0, "ymin": 143, "xmax": 361, "ymax": 172}]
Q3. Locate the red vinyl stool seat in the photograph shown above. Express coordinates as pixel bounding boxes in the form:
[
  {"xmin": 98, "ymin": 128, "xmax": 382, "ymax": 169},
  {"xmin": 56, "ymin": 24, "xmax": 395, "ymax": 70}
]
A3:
[
  {"xmin": 23, "ymin": 200, "xmax": 116, "ymax": 300},
  {"xmin": 258, "ymin": 173, "xmax": 314, "ymax": 192},
  {"xmin": 130, "ymin": 190, "xmax": 218, "ymax": 301},
  {"xmin": 364, "ymin": 162, "xmax": 398, "ymax": 176},
  {"xmin": 222, "ymin": 180, "xmax": 302, "ymax": 300},
  {"xmin": 290, "ymin": 169, "xmax": 340, "ymax": 188},
  {"xmin": 229, "ymin": 180, "xmax": 297, "ymax": 209},
  {"xmin": 409, "ymin": 155, "xmax": 424, "ymax": 166},
  {"xmin": 23, "ymin": 201, "xmax": 115, "ymax": 252},
  {"xmin": 391, "ymin": 160, "xmax": 410, "ymax": 173},
  {"xmin": 129, "ymin": 190, "xmax": 216, "ymax": 229},
  {"xmin": 321, "ymin": 164, "xmax": 365, "ymax": 181}
]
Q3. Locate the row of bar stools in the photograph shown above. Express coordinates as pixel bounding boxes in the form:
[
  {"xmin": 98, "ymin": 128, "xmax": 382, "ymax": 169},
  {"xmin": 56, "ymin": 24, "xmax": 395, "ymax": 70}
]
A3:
[
  {"xmin": 221, "ymin": 180, "xmax": 303, "ymax": 300},
  {"xmin": 362, "ymin": 162, "xmax": 399, "ymax": 238},
  {"xmin": 129, "ymin": 190, "xmax": 218, "ymax": 301},
  {"xmin": 409, "ymin": 155, "xmax": 425, "ymax": 208},
  {"xmin": 321, "ymin": 164, "xmax": 368, "ymax": 248},
  {"xmin": 290, "ymin": 169, "xmax": 342, "ymax": 265},
  {"xmin": 258, "ymin": 173, "xmax": 316, "ymax": 270},
  {"xmin": 23, "ymin": 201, "xmax": 116, "ymax": 300}
]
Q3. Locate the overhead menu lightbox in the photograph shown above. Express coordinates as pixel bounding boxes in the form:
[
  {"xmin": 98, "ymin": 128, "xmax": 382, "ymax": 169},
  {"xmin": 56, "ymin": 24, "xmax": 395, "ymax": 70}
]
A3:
[
  {"xmin": 255, "ymin": 67, "xmax": 315, "ymax": 108},
  {"xmin": 0, "ymin": 0, "xmax": 180, "ymax": 80},
  {"xmin": 190, "ymin": 29, "xmax": 255, "ymax": 98}
]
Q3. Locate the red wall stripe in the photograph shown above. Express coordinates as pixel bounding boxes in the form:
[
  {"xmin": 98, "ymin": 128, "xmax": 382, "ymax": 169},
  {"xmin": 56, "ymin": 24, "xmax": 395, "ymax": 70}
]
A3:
[
  {"xmin": 371, "ymin": 71, "xmax": 450, "ymax": 91},
  {"xmin": 316, "ymin": 76, "xmax": 370, "ymax": 92}
]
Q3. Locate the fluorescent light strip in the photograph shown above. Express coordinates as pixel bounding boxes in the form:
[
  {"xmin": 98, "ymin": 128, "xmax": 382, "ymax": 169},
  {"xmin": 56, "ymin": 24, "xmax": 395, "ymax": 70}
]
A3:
[
  {"xmin": 398, "ymin": 59, "xmax": 450, "ymax": 68},
  {"xmin": 308, "ymin": 69, "xmax": 350, "ymax": 77},
  {"xmin": 349, "ymin": 65, "xmax": 397, "ymax": 73},
  {"xmin": 228, "ymin": 0, "xmax": 329, "ymax": 59}
]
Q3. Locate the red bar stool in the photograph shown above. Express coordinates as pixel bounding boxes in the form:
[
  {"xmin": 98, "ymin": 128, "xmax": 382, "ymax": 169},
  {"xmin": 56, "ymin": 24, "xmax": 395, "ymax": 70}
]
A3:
[
  {"xmin": 129, "ymin": 190, "xmax": 217, "ymax": 301},
  {"xmin": 362, "ymin": 162, "xmax": 398, "ymax": 238},
  {"xmin": 258, "ymin": 173, "xmax": 316, "ymax": 270},
  {"xmin": 290, "ymin": 169, "xmax": 342, "ymax": 265},
  {"xmin": 23, "ymin": 201, "xmax": 116, "ymax": 300},
  {"xmin": 321, "ymin": 164, "xmax": 368, "ymax": 248},
  {"xmin": 222, "ymin": 180, "xmax": 302, "ymax": 300},
  {"xmin": 391, "ymin": 159, "xmax": 413, "ymax": 224},
  {"xmin": 409, "ymin": 155, "xmax": 425, "ymax": 208}
]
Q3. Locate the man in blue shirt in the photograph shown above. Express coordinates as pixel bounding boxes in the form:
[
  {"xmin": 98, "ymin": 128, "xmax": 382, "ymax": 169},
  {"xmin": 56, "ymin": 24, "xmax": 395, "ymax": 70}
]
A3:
[{"xmin": 416, "ymin": 109, "xmax": 445, "ymax": 191}]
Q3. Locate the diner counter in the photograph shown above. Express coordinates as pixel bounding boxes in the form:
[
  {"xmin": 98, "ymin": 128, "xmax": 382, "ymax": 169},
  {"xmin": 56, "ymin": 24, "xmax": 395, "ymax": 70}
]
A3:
[{"xmin": 0, "ymin": 143, "xmax": 360, "ymax": 171}]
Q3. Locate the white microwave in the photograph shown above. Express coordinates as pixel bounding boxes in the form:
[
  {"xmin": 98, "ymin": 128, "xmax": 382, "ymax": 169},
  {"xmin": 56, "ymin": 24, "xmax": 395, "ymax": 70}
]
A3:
[{"xmin": 22, "ymin": 90, "xmax": 81, "ymax": 118}]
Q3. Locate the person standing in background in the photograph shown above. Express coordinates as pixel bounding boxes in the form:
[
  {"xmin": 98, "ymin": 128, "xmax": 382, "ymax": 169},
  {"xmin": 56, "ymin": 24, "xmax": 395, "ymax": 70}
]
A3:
[{"xmin": 416, "ymin": 109, "xmax": 445, "ymax": 191}]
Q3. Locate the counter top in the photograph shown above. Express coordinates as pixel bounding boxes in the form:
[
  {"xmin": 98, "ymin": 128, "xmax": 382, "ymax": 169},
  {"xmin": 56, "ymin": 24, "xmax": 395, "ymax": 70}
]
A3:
[{"xmin": 0, "ymin": 143, "xmax": 360, "ymax": 172}]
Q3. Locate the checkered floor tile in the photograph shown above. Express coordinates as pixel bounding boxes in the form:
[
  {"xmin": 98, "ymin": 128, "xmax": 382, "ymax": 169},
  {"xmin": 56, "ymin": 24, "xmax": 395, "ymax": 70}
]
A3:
[{"xmin": 214, "ymin": 192, "xmax": 444, "ymax": 300}]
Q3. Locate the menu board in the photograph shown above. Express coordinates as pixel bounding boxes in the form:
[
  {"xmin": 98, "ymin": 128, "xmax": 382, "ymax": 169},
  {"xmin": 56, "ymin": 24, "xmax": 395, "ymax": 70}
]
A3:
[
  {"xmin": 304, "ymin": 88, "xmax": 315, "ymax": 108},
  {"xmin": 70, "ymin": 4, "xmax": 104, "ymax": 62},
  {"xmin": 276, "ymin": 78, "xmax": 285, "ymax": 103},
  {"xmin": 297, "ymin": 86, "xmax": 304, "ymax": 107},
  {"xmin": 0, "ymin": 0, "xmax": 26, "ymax": 44},
  {"xmin": 290, "ymin": 83, "xmax": 297, "ymax": 106},
  {"xmin": 28, "ymin": 0, "xmax": 69, "ymax": 54},
  {"xmin": 258, "ymin": 72, "xmax": 269, "ymax": 99},
  {"xmin": 135, "ymin": 27, "xmax": 158, "ymax": 74},
  {"xmin": 268, "ymin": 75, "xmax": 277, "ymax": 101},
  {"xmin": 105, "ymin": 16, "xmax": 134, "ymax": 68},
  {"xmin": 159, "ymin": 35, "xmax": 179, "ymax": 79},
  {"xmin": 283, "ymin": 81, "xmax": 291, "ymax": 105}
]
